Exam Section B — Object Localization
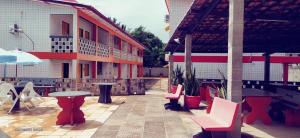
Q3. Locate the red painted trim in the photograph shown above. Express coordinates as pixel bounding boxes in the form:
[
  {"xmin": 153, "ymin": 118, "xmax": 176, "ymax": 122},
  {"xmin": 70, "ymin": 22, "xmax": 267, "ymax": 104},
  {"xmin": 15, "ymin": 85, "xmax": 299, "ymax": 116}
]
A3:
[
  {"xmin": 283, "ymin": 63, "xmax": 289, "ymax": 84},
  {"xmin": 30, "ymin": 52, "xmax": 77, "ymax": 60},
  {"xmin": 172, "ymin": 56, "xmax": 300, "ymax": 63}
]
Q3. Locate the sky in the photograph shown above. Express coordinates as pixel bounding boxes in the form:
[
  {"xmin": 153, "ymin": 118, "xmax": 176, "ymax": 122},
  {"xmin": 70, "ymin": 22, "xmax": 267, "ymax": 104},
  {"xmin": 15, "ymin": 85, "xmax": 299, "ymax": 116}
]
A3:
[{"xmin": 77, "ymin": 0, "xmax": 170, "ymax": 43}]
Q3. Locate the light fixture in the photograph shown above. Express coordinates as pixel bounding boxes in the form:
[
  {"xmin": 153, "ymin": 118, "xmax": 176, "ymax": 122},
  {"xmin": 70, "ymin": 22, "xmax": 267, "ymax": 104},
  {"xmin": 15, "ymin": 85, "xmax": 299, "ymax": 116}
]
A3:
[
  {"xmin": 9, "ymin": 24, "xmax": 35, "ymax": 51},
  {"xmin": 174, "ymin": 38, "xmax": 180, "ymax": 44}
]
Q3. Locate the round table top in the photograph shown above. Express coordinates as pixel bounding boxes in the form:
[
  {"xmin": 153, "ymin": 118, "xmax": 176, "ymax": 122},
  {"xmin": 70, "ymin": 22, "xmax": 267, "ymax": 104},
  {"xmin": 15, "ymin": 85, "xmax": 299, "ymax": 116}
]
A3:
[
  {"xmin": 15, "ymin": 85, "xmax": 55, "ymax": 88},
  {"xmin": 92, "ymin": 82, "xmax": 116, "ymax": 85},
  {"xmin": 49, "ymin": 91, "xmax": 91, "ymax": 97}
]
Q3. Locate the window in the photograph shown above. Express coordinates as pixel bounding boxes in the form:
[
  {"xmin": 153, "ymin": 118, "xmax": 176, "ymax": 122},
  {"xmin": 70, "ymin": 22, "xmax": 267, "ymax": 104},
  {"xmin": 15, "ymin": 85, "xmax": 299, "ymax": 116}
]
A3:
[
  {"xmin": 79, "ymin": 28, "xmax": 84, "ymax": 38},
  {"xmin": 62, "ymin": 63, "xmax": 69, "ymax": 78},
  {"xmin": 97, "ymin": 62, "xmax": 103, "ymax": 75},
  {"xmin": 113, "ymin": 36, "xmax": 121, "ymax": 49},
  {"xmin": 98, "ymin": 27, "xmax": 109, "ymax": 45},
  {"xmin": 84, "ymin": 64, "xmax": 89, "ymax": 76},
  {"xmin": 128, "ymin": 45, "xmax": 132, "ymax": 53},
  {"xmin": 85, "ymin": 31, "xmax": 90, "ymax": 40},
  {"xmin": 62, "ymin": 21, "xmax": 70, "ymax": 36}
]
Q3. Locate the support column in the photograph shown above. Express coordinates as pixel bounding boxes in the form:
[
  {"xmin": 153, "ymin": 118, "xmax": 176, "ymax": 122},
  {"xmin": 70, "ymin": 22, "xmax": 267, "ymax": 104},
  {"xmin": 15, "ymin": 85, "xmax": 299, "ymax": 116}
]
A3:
[
  {"xmin": 168, "ymin": 52, "xmax": 174, "ymax": 93},
  {"xmin": 264, "ymin": 53, "xmax": 270, "ymax": 88},
  {"xmin": 72, "ymin": 60, "xmax": 79, "ymax": 90},
  {"xmin": 185, "ymin": 34, "xmax": 192, "ymax": 77},
  {"xmin": 227, "ymin": 0, "xmax": 244, "ymax": 137},
  {"xmin": 283, "ymin": 63, "xmax": 289, "ymax": 85},
  {"xmin": 118, "ymin": 63, "xmax": 121, "ymax": 79}
]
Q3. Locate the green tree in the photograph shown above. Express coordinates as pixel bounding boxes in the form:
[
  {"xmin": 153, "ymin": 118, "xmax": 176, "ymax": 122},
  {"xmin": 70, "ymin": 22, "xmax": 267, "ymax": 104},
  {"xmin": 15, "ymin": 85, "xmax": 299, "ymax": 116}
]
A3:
[{"xmin": 131, "ymin": 26, "xmax": 167, "ymax": 67}]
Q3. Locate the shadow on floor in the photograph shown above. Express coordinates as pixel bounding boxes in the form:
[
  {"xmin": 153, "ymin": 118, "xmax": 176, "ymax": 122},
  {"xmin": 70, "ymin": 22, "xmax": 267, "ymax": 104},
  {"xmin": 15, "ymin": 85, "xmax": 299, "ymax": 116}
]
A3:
[
  {"xmin": 10, "ymin": 107, "xmax": 57, "ymax": 116},
  {"xmin": 193, "ymin": 131, "xmax": 254, "ymax": 138}
]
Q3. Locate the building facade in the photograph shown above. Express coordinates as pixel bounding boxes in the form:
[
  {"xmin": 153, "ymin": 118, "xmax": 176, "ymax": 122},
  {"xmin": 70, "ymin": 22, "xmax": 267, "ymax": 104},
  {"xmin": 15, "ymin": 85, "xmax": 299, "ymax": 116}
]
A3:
[
  {"xmin": 0, "ymin": 0, "xmax": 145, "ymax": 94},
  {"xmin": 165, "ymin": 0, "xmax": 300, "ymax": 82}
]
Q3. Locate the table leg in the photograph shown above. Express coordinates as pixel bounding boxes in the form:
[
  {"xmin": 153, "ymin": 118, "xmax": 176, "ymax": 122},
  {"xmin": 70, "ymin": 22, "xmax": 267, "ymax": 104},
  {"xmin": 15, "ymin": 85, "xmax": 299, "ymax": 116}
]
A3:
[
  {"xmin": 44, "ymin": 88, "xmax": 49, "ymax": 97},
  {"xmin": 244, "ymin": 97, "xmax": 272, "ymax": 125},
  {"xmin": 98, "ymin": 85, "xmax": 112, "ymax": 103},
  {"xmin": 12, "ymin": 88, "xmax": 22, "ymax": 111},
  {"xmin": 56, "ymin": 96, "xmax": 85, "ymax": 125}
]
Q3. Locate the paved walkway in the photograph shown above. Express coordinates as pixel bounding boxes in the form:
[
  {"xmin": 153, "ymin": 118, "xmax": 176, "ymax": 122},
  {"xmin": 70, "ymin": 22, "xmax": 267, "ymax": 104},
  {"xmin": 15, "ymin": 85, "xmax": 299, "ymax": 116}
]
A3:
[{"xmin": 92, "ymin": 90, "xmax": 199, "ymax": 138}]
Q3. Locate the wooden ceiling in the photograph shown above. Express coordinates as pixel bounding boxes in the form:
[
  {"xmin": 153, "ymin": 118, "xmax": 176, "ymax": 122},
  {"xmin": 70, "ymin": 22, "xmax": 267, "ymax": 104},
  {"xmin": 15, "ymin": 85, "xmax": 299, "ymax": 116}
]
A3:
[{"xmin": 166, "ymin": 0, "xmax": 300, "ymax": 53}]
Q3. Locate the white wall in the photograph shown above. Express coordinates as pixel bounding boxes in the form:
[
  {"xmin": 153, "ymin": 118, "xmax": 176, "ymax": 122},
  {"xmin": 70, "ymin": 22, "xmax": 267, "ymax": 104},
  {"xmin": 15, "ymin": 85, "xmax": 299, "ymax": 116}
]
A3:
[
  {"xmin": 98, "ymin": 62, "xmax": 113, "ymax": 79},
  {"xmin": 50, "ymin": 14, "xmax": 73, "ymax": 36},
  {"xmin": 0, "ymin": 59, "xmax": 74, "ymax": 78},
  {"xmin": 121, "ymin": 64, "xmax": 129, "ymax": 79},
  {"xmin": 169, "ymin": 0, "xmax": 193, "ymax": 37},
  {"xmin": 79, "ymin": 18, "xmax": 92, "ymax": 38},
  {"xmin": 0, "ymin": 0, "xmax": 77, "ymax": 52},
  {"xmin": 132, "ymin": 64, "xmax": 137, "ymax": 79}
]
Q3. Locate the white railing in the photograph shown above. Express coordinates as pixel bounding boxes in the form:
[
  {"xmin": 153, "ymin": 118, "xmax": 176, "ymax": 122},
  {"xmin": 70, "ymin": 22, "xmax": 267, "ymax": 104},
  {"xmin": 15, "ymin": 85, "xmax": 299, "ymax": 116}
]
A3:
[
  {"xmin": 50, "ymin": 36, "xmax": 73, "ymax": 53},
  {"xmin": 113, "ymin": 48, "xmax": 121, "ymax": 59},
  {"xmin": 138, "ymin": 57, "xmax": 143, "ymax": 62},
  {"xmin": 121, "ymin": 51, "xmax": 127, "ymax": 60},
  {"xmin": 97, "ymin": 43, "xmax": 110, "ymax": 58},
  {"xmin": 79, "ymin": 38, "xmax": 96, "ymax": 55}
]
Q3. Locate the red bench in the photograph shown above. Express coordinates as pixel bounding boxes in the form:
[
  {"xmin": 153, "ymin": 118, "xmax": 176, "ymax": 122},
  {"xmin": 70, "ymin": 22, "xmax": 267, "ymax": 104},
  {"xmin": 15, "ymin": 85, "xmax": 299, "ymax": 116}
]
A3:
[
  {"xmin": 191, "ymin": 97, "xmax": 239, "ymax": 137},
  {"xmin": 206, "ymin": 86, "xmax": 219, "ymax": 113},
  {"xmin": 164, "ymin": 84, "xmax": 183, "ymax": 110}
]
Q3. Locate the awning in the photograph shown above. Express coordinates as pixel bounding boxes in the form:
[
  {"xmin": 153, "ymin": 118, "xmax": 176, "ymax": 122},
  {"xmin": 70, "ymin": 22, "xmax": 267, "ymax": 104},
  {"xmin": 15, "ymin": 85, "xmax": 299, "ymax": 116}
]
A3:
[{"xmin": 165, "ymin": 0, "xmax": 300, "ymax": 53}]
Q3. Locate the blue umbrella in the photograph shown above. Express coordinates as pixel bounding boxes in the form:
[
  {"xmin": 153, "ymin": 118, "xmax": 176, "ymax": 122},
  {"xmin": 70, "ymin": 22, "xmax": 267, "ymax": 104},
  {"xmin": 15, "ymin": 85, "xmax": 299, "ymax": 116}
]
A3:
[
  {"xmin": 0, "ymin": 48, "xmax": 17, "ymax": 63},
  {"xmin": 0, "ymin": 48, "xmax": 17, "ymax": 78}
]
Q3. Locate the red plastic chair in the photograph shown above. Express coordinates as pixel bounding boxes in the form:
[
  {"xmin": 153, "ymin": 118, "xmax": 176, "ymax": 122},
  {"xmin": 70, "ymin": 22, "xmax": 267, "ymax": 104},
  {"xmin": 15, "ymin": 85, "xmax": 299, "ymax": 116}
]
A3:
[
  {"xmin": 191, "ymin": 97, "xmax": 239, "ymax": 136},
  {"xmin": 164, "ymin": 84, "xmax": 183, "ymax": 110},
  {"xmin": 206, "ymin": 86, "xmax": 218, "ymax": 113}
]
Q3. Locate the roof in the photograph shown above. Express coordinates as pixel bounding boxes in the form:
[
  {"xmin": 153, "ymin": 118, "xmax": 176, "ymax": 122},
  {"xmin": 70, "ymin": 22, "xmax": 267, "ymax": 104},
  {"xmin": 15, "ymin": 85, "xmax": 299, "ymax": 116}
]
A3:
[
  {"xmin": 165, "ymin": 0, "xmax": 300, "ymax": 53},
  {"xmin": 39, "ymin": 0, "xmax": 145, "ymax": 50}
]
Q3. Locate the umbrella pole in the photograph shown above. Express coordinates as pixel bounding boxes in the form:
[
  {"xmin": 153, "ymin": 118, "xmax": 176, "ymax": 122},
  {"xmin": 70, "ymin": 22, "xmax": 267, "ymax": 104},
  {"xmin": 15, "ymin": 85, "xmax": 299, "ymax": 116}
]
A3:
[
  {"xmin": 3, "ymin": 64, "xmax": 7, "ymax": 79},
  {"xmin": 15, "ymin": 64, "xmax": 18, "ymax": 82}
]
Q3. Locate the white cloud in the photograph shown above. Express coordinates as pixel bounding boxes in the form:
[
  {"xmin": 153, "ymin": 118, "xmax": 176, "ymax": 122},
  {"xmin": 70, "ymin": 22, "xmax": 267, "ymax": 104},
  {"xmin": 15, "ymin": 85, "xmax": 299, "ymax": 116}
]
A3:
[{"xmin": 77, "ymin": 0, "xmax": 169, "ymax": 43}]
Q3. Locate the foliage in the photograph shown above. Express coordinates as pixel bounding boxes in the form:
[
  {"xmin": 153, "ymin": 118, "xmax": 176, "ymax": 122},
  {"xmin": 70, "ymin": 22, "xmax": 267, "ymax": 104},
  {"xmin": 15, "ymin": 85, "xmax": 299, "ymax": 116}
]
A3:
[
  {"xmin": 171, "ymin": 65, "xmax": 184, "ymax": 85},
  {"xmin": 130, "ymin": 26, "xmax": 167, "ymax": 67},
  {"xmin": 184, "ymin": 68, "xmax": 200, "ymax": 96},
  {"xmin": 108, "ymin": 17, "xmax": 131, "ymax": 33}
]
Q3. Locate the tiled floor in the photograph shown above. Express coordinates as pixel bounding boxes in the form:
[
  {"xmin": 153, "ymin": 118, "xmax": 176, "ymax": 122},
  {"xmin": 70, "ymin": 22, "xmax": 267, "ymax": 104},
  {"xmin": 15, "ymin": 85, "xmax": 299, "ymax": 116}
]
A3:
[
  {"xmin": 0, "ymin": 96, "xmax": 126, "ymax": 138},
  {"xmin": 1, "ymin": 89, "xmax": 300, "ymax": 138}
]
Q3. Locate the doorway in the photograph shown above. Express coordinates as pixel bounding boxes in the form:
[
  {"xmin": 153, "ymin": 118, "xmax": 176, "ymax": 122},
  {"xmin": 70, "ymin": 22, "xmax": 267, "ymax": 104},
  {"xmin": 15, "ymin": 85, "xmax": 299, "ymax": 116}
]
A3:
[{"xmin": 62, "ymin": 63, "xmax": 69, "ymax": 78}]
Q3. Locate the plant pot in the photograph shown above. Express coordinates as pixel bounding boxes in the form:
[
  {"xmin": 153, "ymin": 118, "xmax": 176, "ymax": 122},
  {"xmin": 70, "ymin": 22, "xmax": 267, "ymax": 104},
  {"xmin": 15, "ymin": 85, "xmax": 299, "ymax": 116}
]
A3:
[
  {"xmin": 184, "ymin": 95, "xmax": 201, "ymax": 109},
  {"xmin": 170, "ymin": 85, "xmax": 178, "ymax": 94}
]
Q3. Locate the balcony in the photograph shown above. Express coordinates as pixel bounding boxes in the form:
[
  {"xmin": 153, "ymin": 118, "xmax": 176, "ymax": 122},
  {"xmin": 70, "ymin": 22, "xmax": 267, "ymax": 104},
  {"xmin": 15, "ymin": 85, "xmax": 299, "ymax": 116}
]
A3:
[
  {"xmin": 79, "ymin": 38, "xmax": 96, "ymax": 55},
  {"xmin": 121, "ymin": 51, "xmax": 127, "ymax": 60},
  {"xmin": 113, "ymin": 48, "xmax": 121, "ymax": 59},
  {"xmin": 50, "ymin": 36, "xmax": 73, "ymax": 53},
  {"xmin": 97, "ymin": 43, "xmax": 110, "ymax": 58}
]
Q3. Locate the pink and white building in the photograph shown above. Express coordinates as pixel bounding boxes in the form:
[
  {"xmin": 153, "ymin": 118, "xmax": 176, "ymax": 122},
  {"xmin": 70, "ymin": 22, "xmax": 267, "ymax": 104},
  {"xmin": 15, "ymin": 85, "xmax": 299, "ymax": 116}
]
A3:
[{"xmin": 0, "ymin": 0, "xmax": 145, "ymax": 94}]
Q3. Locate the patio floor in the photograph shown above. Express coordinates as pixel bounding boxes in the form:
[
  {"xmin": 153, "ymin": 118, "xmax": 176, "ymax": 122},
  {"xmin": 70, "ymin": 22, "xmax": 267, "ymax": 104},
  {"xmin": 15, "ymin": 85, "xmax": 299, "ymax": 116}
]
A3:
[
  {"xmin": 0, "ymin": 96, "xmax": 126, "ymax": 138},
  {"xmin": 1, "ymin": 89, "xmax": 300, "ymax": 138}
]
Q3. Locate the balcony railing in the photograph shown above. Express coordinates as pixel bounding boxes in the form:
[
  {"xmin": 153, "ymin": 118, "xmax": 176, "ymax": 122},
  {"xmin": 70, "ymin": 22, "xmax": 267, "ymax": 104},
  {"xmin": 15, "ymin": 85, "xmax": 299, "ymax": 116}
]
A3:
[
  {"xmin": 50, "ymin": 36, "xmax": 73, "ymax": 53},
  {"xmin": 79, "ymin": 38, "xmax": 96, "ymax": 55},
  {"xmin": 138, "ymin": 57, "xmax": 143, "ymax": 62},
  {"xmin": 97, "ymin": 43, "xmax": 110, "ymax": 58},
  {"xmin": 113, "ymin": 48, "xmax": 121, "ymax": 59},
  {"xmin": 121, "ymin": 51, "xmax": 127, "ymax": 60}
]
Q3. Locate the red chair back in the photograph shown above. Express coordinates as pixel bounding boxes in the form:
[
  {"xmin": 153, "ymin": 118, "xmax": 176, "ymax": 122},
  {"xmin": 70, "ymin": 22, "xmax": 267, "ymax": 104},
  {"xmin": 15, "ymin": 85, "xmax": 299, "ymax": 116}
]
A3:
[
  {"xmin": 174, "ymin": 84, "xmax": 183, "ymax": 98},
  {"xmin": 210, "ymin": 97, "xmax": 239, "ymax": 128}
]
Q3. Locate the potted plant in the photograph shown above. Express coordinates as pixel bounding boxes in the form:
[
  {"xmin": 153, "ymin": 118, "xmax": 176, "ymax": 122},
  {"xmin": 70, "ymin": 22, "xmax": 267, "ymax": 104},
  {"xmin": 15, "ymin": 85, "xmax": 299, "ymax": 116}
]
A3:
[
  {"xmin": 170, "ymin": 65, "xmax": 184, "ymax": 94},
  {"xmin": 184, "ymin": 68, "xmax": 201, "ymax": 109}
]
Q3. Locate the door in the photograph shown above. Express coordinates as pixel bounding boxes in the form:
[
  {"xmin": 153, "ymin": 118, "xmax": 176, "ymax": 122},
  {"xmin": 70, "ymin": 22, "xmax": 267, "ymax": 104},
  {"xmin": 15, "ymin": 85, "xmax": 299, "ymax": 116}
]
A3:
[{"xmin": 62, "ymin": 63, "xmax": 69, "ymax": 78}]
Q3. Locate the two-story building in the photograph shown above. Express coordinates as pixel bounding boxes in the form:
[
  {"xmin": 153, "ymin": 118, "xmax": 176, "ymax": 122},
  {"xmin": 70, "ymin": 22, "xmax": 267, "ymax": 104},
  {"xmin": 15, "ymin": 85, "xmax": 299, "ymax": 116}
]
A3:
[{"xmin": 0, "ymin": 0, "xmax": 145, "ymax": 94}]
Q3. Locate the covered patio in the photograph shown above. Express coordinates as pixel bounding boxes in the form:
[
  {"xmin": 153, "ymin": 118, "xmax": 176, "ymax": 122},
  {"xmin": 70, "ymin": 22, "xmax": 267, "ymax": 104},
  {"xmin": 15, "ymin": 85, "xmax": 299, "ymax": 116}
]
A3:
[{"xmin": 165, "ymin": 0, "xmax": 300, "ymax": 137}]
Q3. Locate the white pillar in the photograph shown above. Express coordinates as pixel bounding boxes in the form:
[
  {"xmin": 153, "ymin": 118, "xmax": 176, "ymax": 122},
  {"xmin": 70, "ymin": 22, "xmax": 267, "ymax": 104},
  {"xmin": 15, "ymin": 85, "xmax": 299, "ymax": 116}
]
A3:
[
  {"xmin": 227, "ymin": 0, "xmax": 244, "ymax": 137},
  {"xmin": 185, "ymin": 34, "xmax": 192, "ymax": 77}
]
